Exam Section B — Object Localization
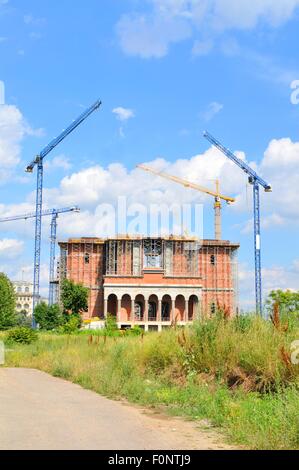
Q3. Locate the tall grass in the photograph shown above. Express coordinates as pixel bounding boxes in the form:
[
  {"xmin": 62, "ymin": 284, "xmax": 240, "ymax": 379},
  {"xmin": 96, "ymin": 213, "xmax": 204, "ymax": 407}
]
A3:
[{"xmin": 2, "ymin": 315, "xmax": 299, "ymax": 450}]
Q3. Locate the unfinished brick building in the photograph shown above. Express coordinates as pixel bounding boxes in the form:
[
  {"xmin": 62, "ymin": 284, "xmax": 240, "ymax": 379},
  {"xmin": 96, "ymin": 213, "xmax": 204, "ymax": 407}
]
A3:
[{"xmin": 58, "ymin": 236, "xmax": 239, "ymax": 330}]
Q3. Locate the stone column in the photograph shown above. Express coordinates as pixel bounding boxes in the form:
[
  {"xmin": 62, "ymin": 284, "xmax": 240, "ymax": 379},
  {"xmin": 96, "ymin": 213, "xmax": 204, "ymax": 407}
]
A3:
[
  {"xmin": 104, "ymin": 299, "xmax": 108, "ymax": 319},
  {"xmin": 157, "ymin": 299, "xmax": 162, "ymax": 323},
  {"xmin": 131, "ymin": 299, "xmax": 135, "ymax": 323},
  {"xmin": 171, "ymin": 299, "xmax": 176, "ymax": 323},
  {"xmin": 117, "ymin": 298, "xmax": 121, "ymax": 324},
  {"xmin": 144, "ymin": 299, "xmax": 149, "ymax": 323},
  {"xmin": 185, "ymin": 299, "xmax": 189, "ymax": 323}
]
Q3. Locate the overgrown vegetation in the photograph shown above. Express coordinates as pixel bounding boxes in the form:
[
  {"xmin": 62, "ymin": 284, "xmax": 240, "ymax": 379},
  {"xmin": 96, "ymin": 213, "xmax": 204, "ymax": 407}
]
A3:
[
  {"xmin": 2, "ymin": 312, "xmax": 299, "ymax": 450},
  {"xmin": 0, "ymin": 273, "xmax": 17, "ymax": 330},
  {"xmin": 34, "ymin": 302, "xmax": 64, "ymax": 330},
  {"xmin": 6, "ymin": 326, "xmax": 38, "ymax": 345}
]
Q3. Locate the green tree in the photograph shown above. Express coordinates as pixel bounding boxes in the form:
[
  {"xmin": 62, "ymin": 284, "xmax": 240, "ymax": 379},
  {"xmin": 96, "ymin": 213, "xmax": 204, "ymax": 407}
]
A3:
[
  {"xmin": 0, "ymin": 273, "xmax": 17, "ymax": 330},
  {"xmin": 34, "ymin": 302, "xmax": 63, "ymax": 330},
  {"xmin": 16, "ymin": 310, "xmax": 32, "ymax": 328},
  {"xmin": 266, "ymin": 289, "xmax": 299, "ymax": 315},
  {"xmin": 61, "ymin": 279, "xmax": 88, "ymax": 328}
]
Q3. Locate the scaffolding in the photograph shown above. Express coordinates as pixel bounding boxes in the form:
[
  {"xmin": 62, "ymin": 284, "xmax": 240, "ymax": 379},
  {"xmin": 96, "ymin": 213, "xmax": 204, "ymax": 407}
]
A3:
[
  {"xmin": 164, "ymin": 240, "xmax": 200, "ymax": 277},
  {"xmin": 200, "ymin": 241, "xmax": 239, "ymax": 316}
]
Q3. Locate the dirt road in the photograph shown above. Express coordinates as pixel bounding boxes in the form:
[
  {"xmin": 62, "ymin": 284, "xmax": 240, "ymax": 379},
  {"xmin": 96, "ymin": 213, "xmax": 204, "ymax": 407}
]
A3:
[{"xmin": 0, "ymin": 368, "xmax": 235, "ymax": 450}]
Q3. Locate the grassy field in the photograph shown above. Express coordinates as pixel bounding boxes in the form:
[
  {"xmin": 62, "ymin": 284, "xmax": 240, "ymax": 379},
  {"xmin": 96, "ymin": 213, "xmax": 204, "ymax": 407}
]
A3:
[{"xmin": 1, "ymin": 315, "xmax": 299, "ymax": 450}]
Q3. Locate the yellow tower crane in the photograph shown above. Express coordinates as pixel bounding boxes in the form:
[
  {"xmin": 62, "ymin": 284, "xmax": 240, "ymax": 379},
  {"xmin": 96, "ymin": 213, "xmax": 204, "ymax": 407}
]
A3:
[{"xmin": 137, "ymin": 164, "xmax": 235, "ymax": 240}]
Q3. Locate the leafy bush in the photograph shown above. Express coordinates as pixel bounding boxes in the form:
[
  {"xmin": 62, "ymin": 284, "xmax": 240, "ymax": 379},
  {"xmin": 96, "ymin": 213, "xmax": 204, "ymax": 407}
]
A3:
[
  {"xmin": 0, "ymin": 273, "xmax": 17, "ymax": 330},
  {"xmin": 7, "ymin": 326, "xmax": 38, "ymax": 345},
  {"xmin": 105, "ymin": 314, "xmax": 118, "ymax": 334},
  {"xmin": 34, "ymin": 302, "xmax": 63, "ymax": 330},
  {"xmin": 59, "ymin": 315, "xmax": 81, "ymax": 334},
  {"xmin": 61, "ymin": 279, "xmax": 88, "ymax": 316},
  {"xmin": 127, "ymin": 326, "xmax": 143, "ymax": 336}
]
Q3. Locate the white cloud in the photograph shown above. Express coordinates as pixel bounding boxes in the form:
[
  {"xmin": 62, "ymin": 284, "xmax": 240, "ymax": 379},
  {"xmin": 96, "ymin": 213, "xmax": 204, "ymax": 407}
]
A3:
[
  {"xmin": 202, "ymin": 101, "xmax": 224, "ymax": 121},
  {"xmin": 112, "ymin": 107, "xmax": 135, "ymax": 122},
  {"xmin": 117, "ymin": 0, "xmax": 299, "ymax": 58},
  {"xmin": 116, "ymin": 12, "xmax": 192, "ymax": 58},
  {"xmin": 0, "ymin": 104, "xmax": 43, "ymax": 184},
  {"xmin": 0, "ymin": 105, "xmax": 25, "ymax": 169},
  {"xmin": 0, "ymin": 239, "xmax": 24, "ymax": 259},
  {"xmin": 24, "ymin": 14, "xmax": 46, "ymax": 26},
  {"xmin": 44, "ymin": 155, "xmax": 72, "ymax": 172},
  {"xmin": 239, "ymin": 260, "xmax": 299, "ymax": 309}
]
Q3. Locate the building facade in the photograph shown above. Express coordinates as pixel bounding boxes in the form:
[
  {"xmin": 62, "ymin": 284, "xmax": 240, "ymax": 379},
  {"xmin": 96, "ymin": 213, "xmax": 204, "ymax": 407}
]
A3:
[
  {"xmin": 58, "ymin": 236, "xmax": 239, "ymax": 331},
  {"xmin": 13, "ymin": 281, "xmax": 34, "ymax": 317}
]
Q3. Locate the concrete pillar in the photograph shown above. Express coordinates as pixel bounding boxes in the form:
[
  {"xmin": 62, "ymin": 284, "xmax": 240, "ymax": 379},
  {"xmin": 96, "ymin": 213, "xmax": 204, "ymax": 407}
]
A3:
[
  {"xmin": 104, "ymin": 299, "xmax": 108, "ymax": 319},
  {"xmin": 171, "ymin": 299, "xmax": 176, "ymax": 323},
  {"xmin": 117, "ymin": 298, "xmax": 121, "ymax": 323},
  {"xmin": 131, "ymin": 299, "xmax": 135, "ymax": 323},
  {"xmin": 157, "ymin": 299, "xmax": 162, "ymax": 322},
  {"xmin": 144, "ymin": 299, "xmax": 149, "ymax": 323},
  {"xmin": 185, "ymin": 299, "xmax": 189, "ymax": 322}
]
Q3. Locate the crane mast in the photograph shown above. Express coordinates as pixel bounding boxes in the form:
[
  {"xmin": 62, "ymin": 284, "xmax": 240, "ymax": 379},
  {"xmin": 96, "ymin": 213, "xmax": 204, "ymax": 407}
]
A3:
[
  {"xmin": 0, "ymin": 206, "xmax": 80, "ymax": 307},
  {"xmin": 25, "ymin": 100, "xmax": 101, "ymax": 326},
  {"xmin": 203, "ymin": 131, "xmax": 272, "ymax": 316}
]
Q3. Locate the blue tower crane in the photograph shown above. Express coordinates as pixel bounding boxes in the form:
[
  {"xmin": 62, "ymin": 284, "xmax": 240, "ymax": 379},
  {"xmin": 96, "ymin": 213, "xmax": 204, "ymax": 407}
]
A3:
[
  {"xmin": 0, "ymin": 206, "xmax": 80, "ymax": 306},
  {"xmin": 203, "ymin": 131, "xmax": 272, "ymax": 316},
  {"xmin": 25, "ymin": 100, "xmax": 101, "ymax": 325}
]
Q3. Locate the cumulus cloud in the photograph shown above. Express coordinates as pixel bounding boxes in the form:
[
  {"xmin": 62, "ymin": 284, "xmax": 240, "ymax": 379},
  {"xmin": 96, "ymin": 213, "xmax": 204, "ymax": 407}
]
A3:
[
  {"xmin": 116, "ymin": 12, "xmax": 191, "ymax": 58},
  {"xmin": 202, "ymin": 101, "xmax": 224, "ymax": 121},
  {"xmin": 116, "ymin": 0, "xmax": 299, "ymax": 58},
  {"xmin": 239, "ymin": 260, "xmax": 299, "ymax": 309},
  {"xmin": 0, "ymin": 103, "xmax": 43, "ymax": 184},
  {"xmin": 112, "ymin": 107, "xmax": 135, "ymax": 122},
  {"xmin": 44, "ymin": 155, "xmax": 72, "ymax": 172},
  {"xmin": 1, "ymin": 132, "xmax": 299, "ymax": 308},
  {"xmin": 0, "ymin": 239, "xmax": 24, "ymax": 259}
]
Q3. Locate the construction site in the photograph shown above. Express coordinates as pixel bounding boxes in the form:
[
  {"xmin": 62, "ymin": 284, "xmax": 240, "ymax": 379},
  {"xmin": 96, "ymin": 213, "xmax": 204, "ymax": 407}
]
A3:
[
  {"xmin": 0, "ymin": 99, "xmax": 271, "ymax": 325},
  {"xmin": 57, "ymin": 236, "xmax": 239, "ymax": 330}
]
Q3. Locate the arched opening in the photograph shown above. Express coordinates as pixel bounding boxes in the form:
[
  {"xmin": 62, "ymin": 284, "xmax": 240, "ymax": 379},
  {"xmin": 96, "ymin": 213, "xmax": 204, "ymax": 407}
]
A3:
[
  {"xmin": 121, "ymin": 294, "xmax": 132, "ymax": 321},
  {"xmin": 189, "ymin": 295, "xmax": 199, "ymax": 321},
  {"xmin": 107, "ymin": 294, "xmax": 117, "ymax": 317},
  {"xmin": 175, "ymin": 295, "xmax": 186, "ymax": 322},
  {"xmin": 148, "ymin": 294, "xmax": 158, "ymax": 321},
  {"xmin": 134, "ymin": 294, "xmax": 145, "ymax": 321},
  {"xmin": 162, "ymin": 295, "xmax": 171, "ymax": 322}
]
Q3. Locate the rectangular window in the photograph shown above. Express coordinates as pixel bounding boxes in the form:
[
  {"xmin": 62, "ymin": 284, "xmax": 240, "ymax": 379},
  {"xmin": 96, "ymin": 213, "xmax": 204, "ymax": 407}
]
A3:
[{"xmin": 143, "ymin": 239, "xmax": 163, "ymax": 268}]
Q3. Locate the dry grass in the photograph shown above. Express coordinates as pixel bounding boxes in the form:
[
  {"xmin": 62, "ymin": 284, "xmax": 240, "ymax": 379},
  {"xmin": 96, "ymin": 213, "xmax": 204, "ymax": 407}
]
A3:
[{"xmin": 1, "ymin": 314, "xmax": 299, "ymax": 449}]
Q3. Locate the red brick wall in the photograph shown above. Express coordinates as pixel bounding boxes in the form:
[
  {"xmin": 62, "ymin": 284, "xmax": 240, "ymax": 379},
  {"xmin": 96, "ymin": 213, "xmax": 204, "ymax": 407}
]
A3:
[{"xmin": 63, "ymin": 240, "xmax": 238, "ymax": 319}]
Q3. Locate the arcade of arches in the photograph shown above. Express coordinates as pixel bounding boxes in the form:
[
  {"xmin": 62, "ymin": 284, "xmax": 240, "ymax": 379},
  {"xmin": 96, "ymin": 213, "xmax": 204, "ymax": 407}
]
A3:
[{"xmin": 105, "ymin": 290, "xmax": 200, "ymax": 330}]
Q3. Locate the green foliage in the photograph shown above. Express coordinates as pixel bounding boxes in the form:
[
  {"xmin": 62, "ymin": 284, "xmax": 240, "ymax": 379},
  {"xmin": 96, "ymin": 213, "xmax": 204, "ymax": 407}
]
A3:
[
  {"xmin": 105, "ymin": 313, "xmax": 118, "ymax": 334},
  {"xmin": 34, "ymin": 302, "xmax": 63, "ymax": 330},
  {"xmin": 59, "ymin": 315, "xmax": 81, "ymax": 334},
  {"xmin": 127, "ymin": 325, "xmax": 143, "ymax": 336},
  {"xmin": 0, "ymin": 273, "xmax": 17, "ymax": 330},
  {"xmin": 7, "ymin": 326, "xmax": 38, "ymax": 344},
  {"xmin": 4, "ymin": 318, "xmax": 299, "ymax": 449},
  {"xmin": 61, "ymin": 279, "xmax": 88, "ymax": 316},
  {"xmin": 266, "ymin": 289, "xmax": 299, "ymax": 315},
  {"xmin": 15, "ymin": 311, "xmax": 32, "ymax": 328}
]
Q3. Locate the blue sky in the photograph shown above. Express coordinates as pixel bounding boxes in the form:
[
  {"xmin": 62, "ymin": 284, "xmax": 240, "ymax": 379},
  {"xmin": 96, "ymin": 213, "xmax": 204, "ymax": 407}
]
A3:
[{"xmin": 0, "ymin": 0, "xmax": 299, "ymax": 308}]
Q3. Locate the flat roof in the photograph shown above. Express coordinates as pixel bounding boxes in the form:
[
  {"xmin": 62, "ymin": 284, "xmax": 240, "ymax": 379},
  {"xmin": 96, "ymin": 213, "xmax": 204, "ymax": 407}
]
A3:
[{"xmin": 59, "ymin": 236, "xmax": 240, "ymax": 249}]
